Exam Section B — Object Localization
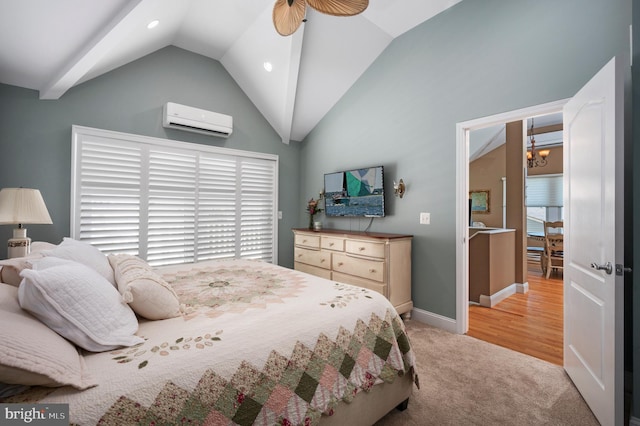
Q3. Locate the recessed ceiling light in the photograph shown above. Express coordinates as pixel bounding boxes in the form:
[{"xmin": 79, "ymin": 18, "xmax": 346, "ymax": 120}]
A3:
[
  {"xmin": 263, "ymin": 62, "xmax": 273, "ymax": 72},
  {"xmin": 147, "ymin": 20, "xmax": 159, "ymax": 29}
]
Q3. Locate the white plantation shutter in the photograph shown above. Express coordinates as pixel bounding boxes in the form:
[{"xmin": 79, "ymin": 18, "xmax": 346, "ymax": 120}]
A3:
[
  {"xmin": 75, "ymin": 138, "xmax": 142, "ymax": 254},
  {"xmin": 239, "ymin": 159, "xmax": 276, "ymax": 259},
  {"xmin": 71, "ymin": 126, "xmax": 278, "ymax": 266}
]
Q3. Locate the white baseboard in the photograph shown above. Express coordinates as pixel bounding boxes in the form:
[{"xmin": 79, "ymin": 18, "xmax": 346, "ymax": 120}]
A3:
[
  {"xmin": 410, "ymin": 307, "xmax": 457, "ymax": 333},
  {"xmin": 517, "ymin": 282, "xmax": 529, "ymax": 293},
  {"xmin": 479, "ymin": 283, "xmax": 515, "ymax": 307},
  {"xmin": 409, "ymin": 282, "xmax": 528, "ymax": 333},
  {"xmin": 477, "ymin": 282, "xmax": 529, "ymax": 308}
]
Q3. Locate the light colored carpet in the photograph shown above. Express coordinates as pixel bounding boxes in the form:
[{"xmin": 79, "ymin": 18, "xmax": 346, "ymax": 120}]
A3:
[{"xmin": 375, "ymin": 320, "xmax": 599, "ymax": 425}]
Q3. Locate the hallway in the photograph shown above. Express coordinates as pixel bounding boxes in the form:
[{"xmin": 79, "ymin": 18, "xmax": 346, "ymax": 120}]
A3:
[{"xmin": 467, "ymin": 267, "xmax": 563, "ymax": 365}]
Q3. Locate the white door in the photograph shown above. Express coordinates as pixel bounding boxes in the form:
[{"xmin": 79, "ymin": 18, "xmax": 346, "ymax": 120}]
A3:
[{"xmin": 563, "ymin": 56, "xmax": 626, "ymax": 425}]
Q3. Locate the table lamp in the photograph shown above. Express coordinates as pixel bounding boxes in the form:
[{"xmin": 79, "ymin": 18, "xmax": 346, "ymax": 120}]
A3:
[{"xmin": 0, "ymin": 188, "xmax": 53, "ymax": 258}]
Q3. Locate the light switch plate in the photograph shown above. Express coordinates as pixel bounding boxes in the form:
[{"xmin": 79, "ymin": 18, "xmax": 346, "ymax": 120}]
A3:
[{"xmin": 420, "ymin": 212, "xmax": 430, "ymax": 225}]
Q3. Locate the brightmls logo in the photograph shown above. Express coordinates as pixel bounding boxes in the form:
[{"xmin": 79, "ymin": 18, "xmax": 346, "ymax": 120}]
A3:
[{"xmin": 1, "ymin": 404, "xmax": 68, "ymax": 425}]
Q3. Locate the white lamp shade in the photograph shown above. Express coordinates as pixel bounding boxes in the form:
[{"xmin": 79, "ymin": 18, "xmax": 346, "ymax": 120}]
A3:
[{"xmin": 0, "ymin": 188, "xmax": 53, "ymax": 225}]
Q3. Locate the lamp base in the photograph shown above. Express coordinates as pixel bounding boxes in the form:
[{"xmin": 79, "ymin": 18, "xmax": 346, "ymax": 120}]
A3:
[{"xmin": 8, "ymin": 227, "xmax": 30, "ymax": 258}]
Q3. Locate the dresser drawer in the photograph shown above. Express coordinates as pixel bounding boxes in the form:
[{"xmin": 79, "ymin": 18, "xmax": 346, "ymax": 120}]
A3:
[
  {"xmin": 294, "ymin": 247, "xmax": 331, "ymax": 269},
  {"xmin": 345, "ymin": 239, "xmax": 386, "ymax": 259},
  {"xmin": 295, "ymin": 233, "xmax": 320, "ymax": 249},
  {"xmin": 321, "ymin": 236, "xmax": 345, "ymax": 252},
  {"xmin": 333, "ymin": 252, "xmax": 384, "ymax": 282}
]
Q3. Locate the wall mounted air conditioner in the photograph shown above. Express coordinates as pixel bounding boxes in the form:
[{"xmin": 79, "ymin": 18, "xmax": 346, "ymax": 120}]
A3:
[{"xmin": 163, "ymin": 102, "xmax": 233, "ymax": 138}]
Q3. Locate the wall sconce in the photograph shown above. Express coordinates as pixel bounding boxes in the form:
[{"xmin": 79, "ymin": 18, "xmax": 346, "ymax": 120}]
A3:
[{"xmin": 393, "ymin": 179, "xmax": 406, "ymax": 198}]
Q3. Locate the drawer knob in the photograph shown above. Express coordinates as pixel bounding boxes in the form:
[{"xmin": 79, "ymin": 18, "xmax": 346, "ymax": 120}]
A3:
[
  {"xmin": 338, "ymin": 262, "xmax": 343, "ymax": 266},
  {"xmin": 369, "ymin": 268, "xmax": 376, "ymax": 273},
  {"xmin": 321, "ymin": 259, "xmax": 325, "ymax": 263},
  {"xmin": 359, "ymin": 247, "xmax": 366, "ymax": 251},
  {"xmin": 303, "ymin": 239, "xmax": 307, "ymax": 243},
  {"xmin": 329, "ymin": 243, "xmax": 334, "ymax": 247}
]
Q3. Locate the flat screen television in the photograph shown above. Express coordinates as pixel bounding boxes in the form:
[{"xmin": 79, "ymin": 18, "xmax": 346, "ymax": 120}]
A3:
[{"xmin": 324, "ymin": 166, "xmax": 385, "ymax": 217}]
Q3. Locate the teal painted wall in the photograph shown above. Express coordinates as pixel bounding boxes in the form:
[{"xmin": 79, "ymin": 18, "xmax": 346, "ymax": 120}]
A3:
[
  {"xmin": 0, "ymin": 46, "xmax": 300, "ymax": 266},
  {"xmin": 300, "ymin": 0, "xmax": 631, "ymax": 319}
]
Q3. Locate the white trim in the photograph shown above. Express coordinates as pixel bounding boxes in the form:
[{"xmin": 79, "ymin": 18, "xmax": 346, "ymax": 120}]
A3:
[
  {"xmin": 410, "ymin": 307, "xmax": 457, "ymax": 334},
  {"xmin": 72, "ymin": 125, "xmax": 278, "ymax": 161},
  {"xmin": 455, "ymin": 99, "xmax": 568, "ymax": 334},
  {"xmin": 517, "ymin": 282, "xmax": 529, "ymax": 294},
  {"xmin": 479, "ymin": 283, "xmax": 518, "ymax": 307}
]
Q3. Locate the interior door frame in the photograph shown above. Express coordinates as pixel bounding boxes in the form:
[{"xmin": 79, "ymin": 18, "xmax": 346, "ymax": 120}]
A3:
[{"xmin": 455, "ymin": 99, "xmax": 568, "ymax": 334}]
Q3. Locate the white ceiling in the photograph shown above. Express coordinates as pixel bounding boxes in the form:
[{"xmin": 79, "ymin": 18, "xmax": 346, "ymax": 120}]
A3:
[
  {"xmin": 0, "ymin": 0, "xmax": 462, "ymax": 143},
  {"xmin": 469, "ymin": 112, "xmax": 564, "ymax": 162}
]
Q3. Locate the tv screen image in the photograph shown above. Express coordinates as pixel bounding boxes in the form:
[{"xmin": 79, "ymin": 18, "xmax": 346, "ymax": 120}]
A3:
[{"xmin": 324, "ymin": 166, "xmax": 385, "ymax": 217}]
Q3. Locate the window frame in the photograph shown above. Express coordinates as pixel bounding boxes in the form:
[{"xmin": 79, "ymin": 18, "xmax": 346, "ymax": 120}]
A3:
[{"xmin": 71, "ymin": 125, "xmax": 279, "ymax": 266}]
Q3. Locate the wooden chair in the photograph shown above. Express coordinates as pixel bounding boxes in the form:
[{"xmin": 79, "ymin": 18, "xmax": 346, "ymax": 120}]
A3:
[{"xmin": 542, "ymin": 221, "xmax": 564, "ymax": 279}]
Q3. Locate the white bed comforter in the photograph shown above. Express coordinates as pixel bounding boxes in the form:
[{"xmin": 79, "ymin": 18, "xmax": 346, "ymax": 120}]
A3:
[{"xmin": 5, "ymin": 259, "xmax": 417, "ymax": 426}]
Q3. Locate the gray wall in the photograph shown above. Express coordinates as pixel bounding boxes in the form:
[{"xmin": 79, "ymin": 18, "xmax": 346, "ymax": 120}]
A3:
[
  {"xmin": 300, "ymin": 0, "xmax": 630, "ymax": 317},
  {"xmin": 0, "ymin": 46, "xmax": 300, "ymax": 266}
]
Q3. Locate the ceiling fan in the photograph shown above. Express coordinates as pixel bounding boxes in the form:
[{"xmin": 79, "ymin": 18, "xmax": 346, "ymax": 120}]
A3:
[{"xmin": 273, "ymin": 0, "xmax": 369, "ymax": 36}]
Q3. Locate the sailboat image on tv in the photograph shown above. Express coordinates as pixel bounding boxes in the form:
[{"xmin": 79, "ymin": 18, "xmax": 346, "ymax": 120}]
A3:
[{"xmin": 324, "ymin": 166, "xmax": 385, "ymax": 217}]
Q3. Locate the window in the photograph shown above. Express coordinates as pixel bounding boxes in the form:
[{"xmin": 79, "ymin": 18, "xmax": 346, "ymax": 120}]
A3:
[
  {"xmin": 525, "ymin": 174, "xmax": 563, "ymax": 235},
  {"xmin": 71, "ymin": 126, "xmax": 278, "ymax": 266}
]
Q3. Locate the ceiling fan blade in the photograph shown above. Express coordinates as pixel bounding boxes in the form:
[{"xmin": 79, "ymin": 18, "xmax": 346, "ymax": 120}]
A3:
[
  {"xmin": 307, "ymin": 0, "xmax": 368, "ymax": 16},
  {"xmin": 273, "ymin": 0, "xmax": 307, "ymax": 36}
]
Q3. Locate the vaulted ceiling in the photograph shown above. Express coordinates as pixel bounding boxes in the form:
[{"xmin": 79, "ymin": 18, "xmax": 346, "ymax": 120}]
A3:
[{"xmin": 0, "ymin": 0, "xmax": 461, "ymax": 143}]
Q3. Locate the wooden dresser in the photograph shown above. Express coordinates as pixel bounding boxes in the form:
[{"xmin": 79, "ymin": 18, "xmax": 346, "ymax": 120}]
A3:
[{"xmin": 292, "ymin": 228, "xmax": 413, "ymax": 316}]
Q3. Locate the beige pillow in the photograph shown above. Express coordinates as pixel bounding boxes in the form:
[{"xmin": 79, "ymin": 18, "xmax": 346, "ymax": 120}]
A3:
[
  {"xmin": 0, "ymin": 242, "xmax": 58, "ymax": 286},
  {"xmin": 0, "ymin": 256, "xmax": 40, "ymax": 287},
  {"xmin": 0, "ymin": 283, "xmax": 95, "ymax": 389},
  {"xmin": 108, "ymin": 254, "xmax": 182, "ymax": 320}
]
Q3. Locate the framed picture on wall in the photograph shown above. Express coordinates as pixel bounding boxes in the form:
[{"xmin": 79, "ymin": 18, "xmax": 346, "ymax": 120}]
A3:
[{"xmin": 470, "ymin": 190, "xmax": 490, "ymax": 214}]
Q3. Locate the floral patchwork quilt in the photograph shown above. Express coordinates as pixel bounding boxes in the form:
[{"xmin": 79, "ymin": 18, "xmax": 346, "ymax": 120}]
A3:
[{"xmin": 4, "ymin": 259, "xmax": 417, "ymax": 425}]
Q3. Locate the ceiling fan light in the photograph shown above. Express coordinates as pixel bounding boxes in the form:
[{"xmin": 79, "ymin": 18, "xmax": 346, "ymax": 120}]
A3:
[
  {"xmin": 273, "ymin": 0, "xmax": 307, "ymax": 36},
  {"xmin": 307, "ymin": 0, "xmax": 369, "ymax": 16}
]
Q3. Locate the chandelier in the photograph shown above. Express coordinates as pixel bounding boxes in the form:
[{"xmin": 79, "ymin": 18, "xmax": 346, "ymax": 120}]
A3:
[
  {"xmin": 527, "ymin": 119, "xmax": 550, "ymax": 168},
  {"xmin": 272, "ymin": 0, "xmax": 369, "ymax": 36}
]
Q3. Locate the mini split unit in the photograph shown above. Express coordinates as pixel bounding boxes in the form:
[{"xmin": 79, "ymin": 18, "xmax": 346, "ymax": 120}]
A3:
[{"xmin": 163, "ymin": 102, "xmax": 233, "ymax": 138}]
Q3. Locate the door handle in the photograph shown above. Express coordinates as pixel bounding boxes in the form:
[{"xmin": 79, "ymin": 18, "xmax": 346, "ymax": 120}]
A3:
[{"xmin": 591, "ymin": 262, "xmax": 613, "ymax": 275}]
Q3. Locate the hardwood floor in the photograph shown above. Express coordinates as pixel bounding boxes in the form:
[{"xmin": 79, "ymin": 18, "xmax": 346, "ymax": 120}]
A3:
[{"xmin": 467, "ymin": 264, "xmax": 563, "ymax": 365}]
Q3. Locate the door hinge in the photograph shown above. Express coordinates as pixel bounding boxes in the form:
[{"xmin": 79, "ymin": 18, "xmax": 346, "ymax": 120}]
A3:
[{"xmin": 616, "ymin": 264, "xmax": 632, "ymax": 276}]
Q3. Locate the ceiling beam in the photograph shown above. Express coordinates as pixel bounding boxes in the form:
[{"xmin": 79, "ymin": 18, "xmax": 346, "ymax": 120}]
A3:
[
  {"xmin": 39, "ymin": 0, "xmax": 145, "ymax": 99},
  {"xmin": 280, "ymin": 28, "xmax": 305, "ymax": 144},
  {"xmin": 528, "ymin": 123, "xmax": 563, "ymax": 135}
]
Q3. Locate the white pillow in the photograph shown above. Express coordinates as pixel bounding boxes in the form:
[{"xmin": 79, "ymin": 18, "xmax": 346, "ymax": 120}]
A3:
[
  {"xmin": 0, "ymin": 283, "xmax": 95, "ymax": 389},
  {"xmin": 108, "ymin": 254, "xmax": 182, "ymax": 320},
  {"xmin": 42, "ymin": 238, "xmax": 115, "ymax": 286},
  {"xmin": 19, "ymin": 257, "xmax": 143, "ymax": 352}
]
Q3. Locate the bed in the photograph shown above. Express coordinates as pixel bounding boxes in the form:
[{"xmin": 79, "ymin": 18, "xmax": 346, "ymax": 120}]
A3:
[{"xmin": 0, "ymin": 239, "xmax": 417, "ymax": 425}]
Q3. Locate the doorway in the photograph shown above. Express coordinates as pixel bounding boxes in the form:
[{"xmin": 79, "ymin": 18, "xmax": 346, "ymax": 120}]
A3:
[
  {"xmin": 464, "ymin": 112, "xmax": 565, "ymax": 364},
  {"xmin": 454, "ymin": 99, "xmax": 567, "ymax": 337}
]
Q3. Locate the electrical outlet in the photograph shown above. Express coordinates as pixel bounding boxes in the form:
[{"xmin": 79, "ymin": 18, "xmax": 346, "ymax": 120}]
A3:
[
  {"xmin": 420, "ymin": 212, "xmax": 430, "ymax": 225},
  {"xmin": 278, "ymin": 211, "xmax": 283, "ymax": 219}
]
